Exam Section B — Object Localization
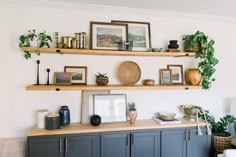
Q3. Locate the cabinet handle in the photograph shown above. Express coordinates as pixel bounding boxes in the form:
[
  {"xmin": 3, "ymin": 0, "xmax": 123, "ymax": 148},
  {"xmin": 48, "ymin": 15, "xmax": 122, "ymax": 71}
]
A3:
[
  {"xmin": 188, "ymin": 130, "xmax": 191, "ymax": 141},
  {"xmin": 127, "ymin": 134, "xmax": 129, "ymax": 146},
  {"xmin": 185, "ymin": 131, "xmax": 188, "ymax": 141},
  {"xmin": 59, "ymin": 138, "xmax": 62, "ymax": 152},
  {"xmin": 131, "ymin": 134, "xmax": 134, "ymax": 145},
  {"xmin": 65, "ymin": 138, "xmax": 68, "ymax": 152}
]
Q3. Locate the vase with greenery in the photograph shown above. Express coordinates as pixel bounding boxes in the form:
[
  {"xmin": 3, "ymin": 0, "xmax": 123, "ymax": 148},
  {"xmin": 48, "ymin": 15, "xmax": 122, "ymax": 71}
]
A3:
[
  {"xmin": 37, "ymin": 31, "xmax": 52, "ymax": 48},
  {"xmin": 198, "ymin": 109, "xmax": 236, "ymax": 152},
  {"xmin": 183, "ymin": 31, "xmax": 219, "ymax": 90},
  {"xmin": 128, "ymin": 102, "xmax": 137, "ymax": 124},
  {"xmin": 95, "ymin": 72, "xmax": 109, "ymax": 86}
]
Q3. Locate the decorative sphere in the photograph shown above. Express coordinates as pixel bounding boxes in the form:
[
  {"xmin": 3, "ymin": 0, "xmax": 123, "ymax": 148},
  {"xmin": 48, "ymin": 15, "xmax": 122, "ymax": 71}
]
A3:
[{"xmin": 90, "ymin": 115, "xmax": 101, "ymax": 126}]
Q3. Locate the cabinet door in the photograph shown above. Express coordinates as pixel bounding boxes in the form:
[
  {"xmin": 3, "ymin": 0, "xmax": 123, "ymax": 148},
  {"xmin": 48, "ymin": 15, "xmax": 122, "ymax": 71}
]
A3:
[
  {"xmin": 65, "ymin": 134, "xmax": 100, "ymax": 157},
  {"xmin": 187, "ymin": 128, "xmax": 211, "ymax": 157},
  {"xmin": 28, "ymin": 136, "xmax": 64, "ymax": 157},
  {"xmin": 131, "ymin": 131, "xmax": 160, "ymax": 157},
  {"xmin": 161, "ymin": 129, "xmax": 187, "ymax": 157},
  {"xmin": 101, "ymin": 132, "xmax": 129, "ymax": 157}
]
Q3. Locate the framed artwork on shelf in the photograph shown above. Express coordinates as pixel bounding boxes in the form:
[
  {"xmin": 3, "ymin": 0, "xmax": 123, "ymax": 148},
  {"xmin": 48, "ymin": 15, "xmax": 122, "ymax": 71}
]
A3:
[
  {"xmin": 160, "ymin": 69, "xmax": 172, "ymax": 85},
  {"xmin": 111, "ymin": 20, "xmax": 151, "ymax": 51},
  {"xmin": 167, "ymin": 64, "xmax": 184, "ymax": 84},
  {"xmin": 90, "ymin": 21, "xmax": 128, "ymax": 50},
  {"xmin": 64, "ymin": 66, "xmax": 87, "ymax": 85},
  {"xmin": 93, "ymin": 94, "xmax": 127, "ymax": 123},
  {"xmin": 53, "ymin": 72, "xmax": 72, "ymax": 85}
]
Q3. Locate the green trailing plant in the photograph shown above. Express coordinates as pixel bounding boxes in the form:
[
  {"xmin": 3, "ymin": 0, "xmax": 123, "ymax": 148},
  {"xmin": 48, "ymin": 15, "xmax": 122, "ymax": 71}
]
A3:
[
  {"xmin": 19, "ymin": 29, "xmax": 38, "ymax": 59},
  {"xmin": 128, "ymin": 102, "xmax": 136, "ymax": 111},
  {"xmin": 19, "ymin": 30, "xmax": 52, "ymax": 60},
  {"xmin": 198, "ymin": 110, "xmax": 236, "ymax": 136},
  {"xmin": 95, "ymin": 72, "xmax": 108, "ymax": 78},
  {"xmin": 183, "ymin": 31, "xmax": 219, "ymax": 90}
]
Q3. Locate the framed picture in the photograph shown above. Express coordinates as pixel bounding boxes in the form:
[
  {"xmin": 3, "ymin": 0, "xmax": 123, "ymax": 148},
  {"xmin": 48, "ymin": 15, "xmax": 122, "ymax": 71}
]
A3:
[
  {"xmin": 111, "ymin": 20, "xmax": 151, "ymax": 51},
  {"xmin": 53, "ymin": 72, "xmax": 72, "ymax": 85},
  {"xmin": 93, "ymin": 94, "xmax": 127, "ymax": 123},
  {"xmin": 167, "ymin": 65, "xmax": 184, "ymax": 84},
  {"xmin": 64, "ymin": 66, "xmax": 87, "ymax": 85},
  {"xmin": 90, "ymin": 21, "xmax": 128, "ymax": 50},
  {"xmin": 160, "ymin": 69, "xmax": 172, "ymax": 85}
]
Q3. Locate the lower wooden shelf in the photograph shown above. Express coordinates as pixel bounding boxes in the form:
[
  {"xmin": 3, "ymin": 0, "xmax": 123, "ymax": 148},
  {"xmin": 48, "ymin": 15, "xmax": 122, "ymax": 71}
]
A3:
[{"xmin": 25, "ymin": 84, "xmax": 202, "ymax": 91}]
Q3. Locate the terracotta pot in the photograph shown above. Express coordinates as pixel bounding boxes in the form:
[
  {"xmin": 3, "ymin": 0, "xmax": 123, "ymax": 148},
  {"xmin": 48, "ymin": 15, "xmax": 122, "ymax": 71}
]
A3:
[
  {"xmin": 184, "ymin": 39, "xmax": 201, "ymax": 52},
  {"xmin": 185, "ymin": 68, "xmax": 202, "ymax": 85},
  {"xmin": 96, "ymin": 77, "xmax": 109, "ymax": 86},
  {"xmin": 212, "ymin": 132, "xmax": 232, "ymax": 152},
  {"xmin": 128, "ymin": 111, "xmax": 137, "ymax": 124}
]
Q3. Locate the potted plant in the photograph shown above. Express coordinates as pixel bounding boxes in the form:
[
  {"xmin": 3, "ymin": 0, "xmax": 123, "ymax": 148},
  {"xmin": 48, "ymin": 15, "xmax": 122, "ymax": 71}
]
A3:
[
  {"xmin": 19, "ymin": 30, "xmax": 52, "ymax": 59},
  {"xmin": 183, "ymin": 31, "xmax": 219, "ymax": 90},
  {"xmin": 198, "ymin": 110, "xmax": 236, "ymax": 152},
  {"xmin": 95, "ymin": 72, "xmax": 109, "ymax": 86},
  {"xmin": 128, "ymin": 102, "xmax": 137, "ymax": 124}
]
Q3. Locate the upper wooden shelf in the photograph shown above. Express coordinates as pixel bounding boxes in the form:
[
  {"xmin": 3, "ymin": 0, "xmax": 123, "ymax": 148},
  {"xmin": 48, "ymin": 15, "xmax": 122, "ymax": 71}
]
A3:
[
  {"xmin": 26, "ymin": 85, "xmax": 202, "ymax": 91},
  {"xmin": 21, "ymin": 47, "xmax": 196, "ymax": 57}
]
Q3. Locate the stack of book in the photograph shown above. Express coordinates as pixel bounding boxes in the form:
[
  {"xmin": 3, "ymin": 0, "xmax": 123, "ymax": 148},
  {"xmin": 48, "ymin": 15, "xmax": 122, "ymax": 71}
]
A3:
[{"xmin": 153, "ymin": 117, "xmax": 181, "ymax": 125}]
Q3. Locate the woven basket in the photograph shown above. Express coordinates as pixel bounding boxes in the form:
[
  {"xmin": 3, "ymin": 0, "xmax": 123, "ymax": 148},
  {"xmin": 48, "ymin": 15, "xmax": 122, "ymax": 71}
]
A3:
[
  {"xmin": 184, "ymin": 39, "xmax": 201, "ymax": 52},
  {"xmin": 212, "ymin": 133, "xmax": 232, "ymax": 152},
  {"xmin": 96, "ymin": 77, "xmax": 109, "ymax": 86}
]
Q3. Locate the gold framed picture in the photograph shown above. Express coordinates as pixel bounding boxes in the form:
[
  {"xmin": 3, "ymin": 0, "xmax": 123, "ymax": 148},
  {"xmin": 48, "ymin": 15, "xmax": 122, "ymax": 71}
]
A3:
[
  {"xmin": 160, "ymin": 69, "xmax": 172, "ymax": 85},
  {"xmin": 53, "ymin": 72, "xmax": 72, "ymax": 85},
  {"xmin": 167, "ymin": 65, "xmax": 184, "ymax": 84},
  {"xmin": 64, "ymin": 66, "xmax": 87, "ymax": 85}
]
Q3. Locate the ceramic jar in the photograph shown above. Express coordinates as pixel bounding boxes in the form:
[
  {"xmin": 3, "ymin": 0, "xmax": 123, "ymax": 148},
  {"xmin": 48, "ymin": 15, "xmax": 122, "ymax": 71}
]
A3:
[
  {"xmin": 168, "ymin": 40, "xmax": 179, "ymax": 49},
  {"xmin": 185, "ymin": 68, "xmax": 202, "ymax": 85},
  {"xmin": 59, "ymin": 106, "xmax": 70, "ymax": 126}
]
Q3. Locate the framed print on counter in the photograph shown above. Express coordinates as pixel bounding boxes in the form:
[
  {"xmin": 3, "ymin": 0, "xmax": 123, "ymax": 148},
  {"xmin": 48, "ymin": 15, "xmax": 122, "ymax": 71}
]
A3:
[
  {"xmin": 167, "ymin": 64, "xmax": 184, "ymax": 84},
  {"xmin": 90, "ymin": 21, "xmax": 128, "ymax": 50},
  {"xmin": 64, "ymin": 66, "xmax": 87, "ymax": 85},
  {"xmin": 111, "ymin": 20, "xmax": 151, "ymax": 51},
  {"xmin": 93, "ymin": 94, "xmax": 127, "ymax": 123}
]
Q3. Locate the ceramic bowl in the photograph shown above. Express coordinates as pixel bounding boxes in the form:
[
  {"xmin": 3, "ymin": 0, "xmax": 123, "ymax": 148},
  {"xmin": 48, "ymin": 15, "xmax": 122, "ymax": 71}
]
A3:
[
  {"xmin": 158, "ymin": 112, "xmax": 176, "ymax": 121},
  {"xmin": 143, "ymin": 79, "xmax": 155, "ymax": 86}
]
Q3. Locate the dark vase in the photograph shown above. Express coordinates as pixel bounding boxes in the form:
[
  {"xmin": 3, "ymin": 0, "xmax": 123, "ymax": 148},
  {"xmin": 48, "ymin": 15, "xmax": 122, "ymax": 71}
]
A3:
[
  {"xmin": 90, "ymin": 115, "xmax": 101, "ymax": 126},
  {"xmin": 168, "ymin": 40, "xmax": 179, "ymax": 49},
  {"xmin": 59, "ymin": 106, "xmax": 70, "ymax": 126}
]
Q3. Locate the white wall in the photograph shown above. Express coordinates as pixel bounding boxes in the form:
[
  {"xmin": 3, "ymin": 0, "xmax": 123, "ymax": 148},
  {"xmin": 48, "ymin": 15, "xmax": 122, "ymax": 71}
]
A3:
[{"xmin": 1, "ymin": 1, "xmax": 236, "ymax": 138}]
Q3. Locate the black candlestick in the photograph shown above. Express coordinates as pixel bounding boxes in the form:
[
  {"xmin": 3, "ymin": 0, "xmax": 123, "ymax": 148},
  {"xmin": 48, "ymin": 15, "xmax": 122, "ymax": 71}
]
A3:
[
  {"xmin": 46, "ymin": 68, "xmax": 50, "ymax": 85},
  {"xmin": 36, "ymin": 60, "xmax": 40, "ymax": 85}
]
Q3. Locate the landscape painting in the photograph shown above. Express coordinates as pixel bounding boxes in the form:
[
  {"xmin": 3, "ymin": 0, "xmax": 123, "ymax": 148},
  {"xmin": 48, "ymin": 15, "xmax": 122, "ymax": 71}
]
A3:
[
  {"xmin": 90, "ymin": 22, "xmax": 128, "ymax": 50},
  {"xmin": 111, "ymin": 20, "xmax": 151, "ymax": 51},
  {"xmin": 64, "ymin": 66, "xmax": 87, "ymax": 85}
]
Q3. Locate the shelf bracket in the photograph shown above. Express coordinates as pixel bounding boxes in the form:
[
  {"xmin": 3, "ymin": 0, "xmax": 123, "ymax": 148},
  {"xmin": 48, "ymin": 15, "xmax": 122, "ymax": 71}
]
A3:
[
  {"xmin": 56, "ymin": 49, "xmax": 64, "ymax": 54},
  {"xmin": 55, "ymin": 88, "xmax": 60, "ymax": 91}
]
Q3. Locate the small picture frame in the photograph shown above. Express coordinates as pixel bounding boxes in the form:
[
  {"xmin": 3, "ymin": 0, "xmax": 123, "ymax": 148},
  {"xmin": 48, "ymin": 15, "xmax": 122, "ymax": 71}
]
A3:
[
  {"xmin": 167, "ymin": 65, "xmax": 184, "ymax": 84},
  {"xmin": 64, "ymin": 66, "xmax": 87, "ymax": 85},
  {"xmin": 93, "ymin": 94, "xmax": 127, "ymax": 123},
  {"xmin": 53, "ymin": 72, "xmax": 72, "ymax": 85},
  {"xmin": 90, "ymin": 21, "xmax": 128, "ymax": 50},
  {"xmin": 160, "ymin": 69, "xmax": 172, "ymax": 85},
  {"xmin": 111, "ymin": 20, "xmax": 151, "ymax": 51}
]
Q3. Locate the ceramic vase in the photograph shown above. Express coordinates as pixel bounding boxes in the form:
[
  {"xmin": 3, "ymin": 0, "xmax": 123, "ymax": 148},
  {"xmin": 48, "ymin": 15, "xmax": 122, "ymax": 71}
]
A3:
[
  {"xmin": 185, "ymin": 68, "xmax": 202, "ymax": 85},
  {"xmin": 168, "ymin": 40, "xmax": 179, "ymax": 49},
  {"xmin": 128, "ymin": 111, "xmax": 137, "ymax": 124},
  {"xmin": 96, "ymin": 77, "xmax": 109, "ymax": 86}
]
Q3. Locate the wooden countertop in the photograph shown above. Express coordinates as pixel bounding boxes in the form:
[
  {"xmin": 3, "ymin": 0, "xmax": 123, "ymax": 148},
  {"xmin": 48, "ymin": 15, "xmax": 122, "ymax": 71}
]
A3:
[{"xmin": 28, "ymin": 119, "xmax": 208, "ymax": 137}]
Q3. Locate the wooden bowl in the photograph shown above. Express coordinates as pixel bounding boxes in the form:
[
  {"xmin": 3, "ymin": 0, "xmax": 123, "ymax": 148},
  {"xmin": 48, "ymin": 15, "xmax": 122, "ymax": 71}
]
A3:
[{"xmin": 143, "ymin": 79, "xmax": 155, "ymax": 86}]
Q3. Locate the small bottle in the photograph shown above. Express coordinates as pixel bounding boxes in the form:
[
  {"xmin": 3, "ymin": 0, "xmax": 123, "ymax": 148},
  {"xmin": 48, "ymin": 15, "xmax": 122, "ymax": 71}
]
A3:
[{"xmin": 59, "ymin": 106, "xmax": 70, "ymax": 126}]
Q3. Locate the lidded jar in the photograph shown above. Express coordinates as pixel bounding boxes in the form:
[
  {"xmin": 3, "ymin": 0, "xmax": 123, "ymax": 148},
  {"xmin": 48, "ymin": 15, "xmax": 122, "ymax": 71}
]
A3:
[{"xmin": 59, "ymin": 106, "xmax": 70, "ymax": 126}]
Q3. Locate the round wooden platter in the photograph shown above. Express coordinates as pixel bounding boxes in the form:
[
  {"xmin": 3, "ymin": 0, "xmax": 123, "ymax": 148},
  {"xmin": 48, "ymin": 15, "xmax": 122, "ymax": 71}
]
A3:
[{"xmin": 117, "ymin": 61, "xmax": 141, "ymax": 85}]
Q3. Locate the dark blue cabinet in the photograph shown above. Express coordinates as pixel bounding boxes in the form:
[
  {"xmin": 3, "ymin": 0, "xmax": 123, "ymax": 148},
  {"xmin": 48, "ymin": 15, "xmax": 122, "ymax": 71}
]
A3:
[
  {"xmin": 101, "ymin": 130, "xmax": 160, "ymax": 157},
  {"xmin": 101, "ymin": 132, "xmax": 130, "ymax": 157},
  {"xmin": 28, "ymin": 134, "xmax": 100, "ymax": 157},
  {"xmin": 131, "ymin": 131, "xmax": 160, "ymax": 157},
  {"xmin": 161, "ymin": 127, "xmax": 211, "ymax": 157},
  {"xmin": 28, "ymin": 136, "xmax": 64, "ymax": 157}
]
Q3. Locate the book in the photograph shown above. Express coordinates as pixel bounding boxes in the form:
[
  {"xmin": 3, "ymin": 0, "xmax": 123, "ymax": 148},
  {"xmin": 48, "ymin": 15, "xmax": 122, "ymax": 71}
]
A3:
[{"xmin": 153, "ymin": 117, "xmax": 181, "ymax": 124}]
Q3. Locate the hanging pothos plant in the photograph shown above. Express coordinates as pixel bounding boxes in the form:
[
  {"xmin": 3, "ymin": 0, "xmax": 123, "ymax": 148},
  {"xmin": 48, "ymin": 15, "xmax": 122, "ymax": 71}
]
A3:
[{"xmin": 183, "ymin": 31, "xmax": 219, "ymax": 90}]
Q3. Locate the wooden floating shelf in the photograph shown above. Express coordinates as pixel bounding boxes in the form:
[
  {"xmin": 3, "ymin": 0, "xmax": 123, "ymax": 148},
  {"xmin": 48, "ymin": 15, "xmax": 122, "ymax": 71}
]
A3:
[
  {"xmin": 21, "ymin": 47, "xmax": 196, "ymax": 57},
  {"xmin": 26, "ymin": 85, "xmax": 202, "ymax": 91}
]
